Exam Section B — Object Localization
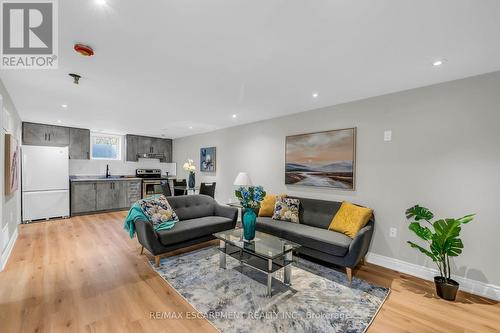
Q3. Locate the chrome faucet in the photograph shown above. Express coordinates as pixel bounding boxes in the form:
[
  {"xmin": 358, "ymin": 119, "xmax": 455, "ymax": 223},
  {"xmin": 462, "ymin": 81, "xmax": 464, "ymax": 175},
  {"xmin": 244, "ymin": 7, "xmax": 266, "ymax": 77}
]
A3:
[{"xmin": 106, "ymin": 164, "xmax": 111, "ymax": 178}]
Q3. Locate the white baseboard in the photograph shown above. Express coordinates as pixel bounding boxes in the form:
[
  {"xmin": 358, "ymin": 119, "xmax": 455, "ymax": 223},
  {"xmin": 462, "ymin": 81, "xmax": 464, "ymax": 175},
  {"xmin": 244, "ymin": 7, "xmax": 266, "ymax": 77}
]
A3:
[
  {"xmin": 366, "ymin": 252, "xmax": 500, "ymax": 301},
  {"xmin": 0, "ymin": 227, "xmax": 18, "ymax": 272}
]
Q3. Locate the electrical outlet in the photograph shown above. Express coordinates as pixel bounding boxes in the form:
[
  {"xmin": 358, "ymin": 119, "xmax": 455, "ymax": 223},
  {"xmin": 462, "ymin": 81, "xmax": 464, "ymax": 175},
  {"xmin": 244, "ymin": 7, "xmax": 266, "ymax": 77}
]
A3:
[
  {"xmin": 389, "ymin": 227, "xmax": 398, "ymax": 238},
  {"xmin": 384, "ymin": 130, "xmax": 392, "ymax": 142}
]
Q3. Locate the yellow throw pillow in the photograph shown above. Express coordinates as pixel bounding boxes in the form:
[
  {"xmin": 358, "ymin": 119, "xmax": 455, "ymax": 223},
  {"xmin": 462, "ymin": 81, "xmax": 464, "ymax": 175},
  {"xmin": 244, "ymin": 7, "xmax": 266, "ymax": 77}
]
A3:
[
  {"xmin": 258, "ymin": 194, "xmax": 286, "ymax": 217},
  {"xmin": 328, "ymin": 201, "xmax": 373, "ymax": 238}
]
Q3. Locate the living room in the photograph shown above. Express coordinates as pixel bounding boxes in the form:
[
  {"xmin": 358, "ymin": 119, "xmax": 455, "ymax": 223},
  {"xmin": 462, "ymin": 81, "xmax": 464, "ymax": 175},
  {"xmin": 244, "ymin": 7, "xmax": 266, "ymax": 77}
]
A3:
[{"xmin": 0, "ymin": 1, "xmax": 499, "ymax": 332}]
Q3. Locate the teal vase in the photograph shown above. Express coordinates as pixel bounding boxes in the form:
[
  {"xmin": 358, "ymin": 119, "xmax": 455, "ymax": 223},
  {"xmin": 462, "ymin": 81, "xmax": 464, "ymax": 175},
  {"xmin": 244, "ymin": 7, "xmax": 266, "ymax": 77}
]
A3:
[{"xmin": 242, "ymin": 209, "xmax": 257, "ymax": 241}]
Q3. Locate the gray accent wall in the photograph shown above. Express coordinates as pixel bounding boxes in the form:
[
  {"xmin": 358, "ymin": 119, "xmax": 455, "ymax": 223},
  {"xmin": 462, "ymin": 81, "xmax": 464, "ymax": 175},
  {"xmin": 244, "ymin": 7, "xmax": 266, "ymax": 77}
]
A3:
[
  {"xmin": 173, "ymin": 71, "xmax": 500, "ymax": 287},
  {"xmin": 0, "ymin": 78, "xmax": 22, "ymax": 269}
]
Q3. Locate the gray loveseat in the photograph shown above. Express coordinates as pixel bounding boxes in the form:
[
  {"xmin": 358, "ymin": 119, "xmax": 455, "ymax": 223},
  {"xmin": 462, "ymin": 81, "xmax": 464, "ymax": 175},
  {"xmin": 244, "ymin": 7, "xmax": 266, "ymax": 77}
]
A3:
[
  {"xmin": 135, "ymin": 195, "xmax": 238, "ymax": 266},
  {"xmin": 256, "ymin": 197, "xmax": 374, "ymax": 282}
]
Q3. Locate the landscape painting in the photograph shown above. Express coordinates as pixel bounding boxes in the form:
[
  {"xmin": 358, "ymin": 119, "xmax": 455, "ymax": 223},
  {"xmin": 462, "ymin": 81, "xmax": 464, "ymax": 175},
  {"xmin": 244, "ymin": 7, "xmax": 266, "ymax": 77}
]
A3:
[
  {"xmin": 200, "ymin": 147, "xmax": 216, "ymax": 172},
  {"xmin": 285, "ymin": 128, "xmax": 356, "ymax": 189}
]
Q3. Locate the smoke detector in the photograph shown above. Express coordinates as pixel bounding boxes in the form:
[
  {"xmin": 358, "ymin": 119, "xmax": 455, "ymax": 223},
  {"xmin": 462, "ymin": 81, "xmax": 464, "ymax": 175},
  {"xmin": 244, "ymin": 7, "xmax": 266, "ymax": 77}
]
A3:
[{"xmin": 69, "ymin": 73, "xmax": 81, "ymax": 84}]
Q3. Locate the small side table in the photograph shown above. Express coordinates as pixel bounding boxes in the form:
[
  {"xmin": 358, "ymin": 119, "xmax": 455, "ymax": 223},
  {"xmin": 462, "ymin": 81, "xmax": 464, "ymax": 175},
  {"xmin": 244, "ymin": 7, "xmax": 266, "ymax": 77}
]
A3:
[{"xmin": 227, "ymin": 202, "xmax": 243, "ymax": 226}]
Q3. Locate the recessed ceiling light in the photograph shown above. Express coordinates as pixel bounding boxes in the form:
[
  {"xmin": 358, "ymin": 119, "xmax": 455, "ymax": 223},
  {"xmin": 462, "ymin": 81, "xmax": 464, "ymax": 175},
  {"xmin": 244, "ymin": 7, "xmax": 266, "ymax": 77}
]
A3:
[
  {"xmin": 189, "ymin": 126, "xmax": 193, "ymax": 129},
  {"xmin": 57, "ymin": 120, "xmax": 62, "ymax": 123},
  {"xmin": 432, "ymin": 59, "xmax": 446, "ymax": 67},
  {"xmin": 312, "ymin": 93, "xmax": 319, "ymax": 98},
  {"xmin": 61, "ymin": 104, "xmax": 68, "ymax": 108},
  {"xmin": 232, "ymin": 114, "xmax": 237, "ymax": 119},
  {"xmin": 95, "ymin": 0, "xmax": 106, "ymax": 5}
]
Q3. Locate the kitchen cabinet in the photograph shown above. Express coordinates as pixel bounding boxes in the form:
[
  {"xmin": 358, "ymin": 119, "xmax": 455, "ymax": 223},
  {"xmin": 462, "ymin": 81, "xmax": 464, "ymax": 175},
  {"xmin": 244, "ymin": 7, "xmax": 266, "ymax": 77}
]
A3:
[
  {"xmin": 70, "ymin": 179, "xmax": 142, "ymax": 215},
  {"xmin": 23, "ymin": 122, "xmax": 90, "ymax": 159},
  {"xmin": 23, "ymin": 122, "xmax": 70, "ymax": 146},
  {"xmin": 125, "ymin": 134, "xmax": 139, "ymax": 162},
  {"xmin": 71, "ymin": 182, "xmax": 97, "ymax": 214},
  {"xmin": 96, "ymin": 182, "xmax": 120, "ymax": 211},
  {"xmin": 125, "ymin": 134, "xmax": 172, "ymax": 162},
  {"xmin": 69, "ymin": 128, "xmax": 90, "ymax": 159}
]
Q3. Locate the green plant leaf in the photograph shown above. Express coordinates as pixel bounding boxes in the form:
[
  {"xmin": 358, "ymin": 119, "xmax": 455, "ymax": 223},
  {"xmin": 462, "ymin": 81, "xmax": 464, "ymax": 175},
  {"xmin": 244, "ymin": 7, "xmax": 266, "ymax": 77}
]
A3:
[
  {"xmin": 408, "ymin": 222, "xmax": 433, "ymax": 241},
  {"xmin": 457, "ymin": 214, "xmax": 475, "ymax": 224},
  {"xmin": 406, "ymin": 205, "xmax": 434, "ymax": 221},
  {"xmin": 444, "ymin": 238, "xmax": 463, "ymax": 256},
  {"xmin": 433, "ymin": 219, "xmax": 461, "ymax": 239},
  {"xmin": 407, "ymin": 241, "xmax": 438, "ymax": 261}
]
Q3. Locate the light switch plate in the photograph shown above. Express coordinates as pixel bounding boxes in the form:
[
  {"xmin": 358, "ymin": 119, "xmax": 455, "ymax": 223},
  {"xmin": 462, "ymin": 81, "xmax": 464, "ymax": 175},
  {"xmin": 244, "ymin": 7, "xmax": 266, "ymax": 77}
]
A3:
[
  {"xmin": 389, "ymin": 227, "xmax": 397, "ymax": 238},
  {"xmin": 384, "ymin": 130, "xmax": 392, "ymax": 142}
]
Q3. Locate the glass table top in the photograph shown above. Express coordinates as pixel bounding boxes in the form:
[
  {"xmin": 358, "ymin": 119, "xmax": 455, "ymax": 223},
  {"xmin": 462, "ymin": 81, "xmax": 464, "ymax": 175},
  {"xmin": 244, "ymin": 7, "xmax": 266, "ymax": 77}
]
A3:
[{"xmin": 213, "ymin": 229, "xmax": 301, "ymax": 260}]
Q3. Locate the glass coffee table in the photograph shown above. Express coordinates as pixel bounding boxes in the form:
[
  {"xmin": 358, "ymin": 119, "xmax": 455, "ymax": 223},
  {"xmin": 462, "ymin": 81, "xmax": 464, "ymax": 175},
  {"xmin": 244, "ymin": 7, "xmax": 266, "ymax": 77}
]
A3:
[{"xmin": 213, "ymin": 229, "xmax": 301, "ymax": 297}]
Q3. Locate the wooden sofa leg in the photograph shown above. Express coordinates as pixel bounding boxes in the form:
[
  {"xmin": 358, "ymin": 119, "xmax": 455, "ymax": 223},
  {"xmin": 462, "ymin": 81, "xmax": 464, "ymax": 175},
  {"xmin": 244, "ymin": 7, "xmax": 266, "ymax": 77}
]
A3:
[
  {"xmin": 155, "ymin": 255, "xmax": 161, "ymax": 267},
  {"xmin": 140, "ymin": 246, "xmax": 144, "ymax": 255},
  {"xmin": 346, "ymin": 267, "xmax": 353, "ymax": 283}
]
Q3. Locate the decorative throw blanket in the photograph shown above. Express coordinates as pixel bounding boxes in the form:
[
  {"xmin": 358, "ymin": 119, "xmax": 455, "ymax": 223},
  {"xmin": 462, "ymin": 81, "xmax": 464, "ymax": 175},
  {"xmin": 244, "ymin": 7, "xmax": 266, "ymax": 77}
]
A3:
[{"xmin": 124, "ymin": 195, "xmax": 179, "ymax": 238}]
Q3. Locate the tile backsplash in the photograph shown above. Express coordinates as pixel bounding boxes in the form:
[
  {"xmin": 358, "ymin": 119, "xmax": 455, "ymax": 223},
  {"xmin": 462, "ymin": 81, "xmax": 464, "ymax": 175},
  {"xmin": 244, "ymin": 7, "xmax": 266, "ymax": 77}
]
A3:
[{"xmin": 69, "ymin": 158, "xmax": 176, "ymax": 177}]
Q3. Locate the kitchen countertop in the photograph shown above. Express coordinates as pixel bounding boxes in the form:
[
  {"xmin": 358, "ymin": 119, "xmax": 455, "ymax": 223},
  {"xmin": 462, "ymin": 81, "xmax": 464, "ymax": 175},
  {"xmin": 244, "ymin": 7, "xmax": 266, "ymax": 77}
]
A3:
[{"xmin": 69, "ymin": 176, "xmax": 142, "ymax": 182}]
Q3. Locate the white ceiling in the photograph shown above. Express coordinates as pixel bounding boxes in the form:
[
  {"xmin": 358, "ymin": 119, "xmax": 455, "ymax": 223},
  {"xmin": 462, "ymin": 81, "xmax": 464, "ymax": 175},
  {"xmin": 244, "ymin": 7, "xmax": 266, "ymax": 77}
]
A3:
[{"xmin": 1, "ymin": 0, "xmax": 500, "ymax": 138}]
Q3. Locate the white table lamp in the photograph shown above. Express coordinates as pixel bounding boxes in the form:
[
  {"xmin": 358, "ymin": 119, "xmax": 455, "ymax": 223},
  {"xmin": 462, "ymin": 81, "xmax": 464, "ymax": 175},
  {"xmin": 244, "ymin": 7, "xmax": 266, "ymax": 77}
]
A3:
[{"xmin": 233, "ymin": 172, "xmax": 253, "ymax": 186}]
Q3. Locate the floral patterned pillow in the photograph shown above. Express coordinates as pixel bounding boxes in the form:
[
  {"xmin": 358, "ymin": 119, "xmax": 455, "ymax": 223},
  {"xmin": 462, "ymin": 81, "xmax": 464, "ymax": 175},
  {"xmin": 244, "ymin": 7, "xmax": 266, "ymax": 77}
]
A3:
[
  {"xmin": 139, "ymin": 195, "xmax": 179, "ymax": 226},
  {"xmin": 272, "ymin": 197, "xmax": 300, "ymax": 223}
]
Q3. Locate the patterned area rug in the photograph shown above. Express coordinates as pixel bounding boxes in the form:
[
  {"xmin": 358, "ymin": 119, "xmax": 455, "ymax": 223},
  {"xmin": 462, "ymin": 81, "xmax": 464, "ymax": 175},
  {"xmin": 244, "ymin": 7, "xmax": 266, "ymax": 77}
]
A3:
[{"xmin": 151, "ymin": 247, "xmax": 389, "ymax": 333}]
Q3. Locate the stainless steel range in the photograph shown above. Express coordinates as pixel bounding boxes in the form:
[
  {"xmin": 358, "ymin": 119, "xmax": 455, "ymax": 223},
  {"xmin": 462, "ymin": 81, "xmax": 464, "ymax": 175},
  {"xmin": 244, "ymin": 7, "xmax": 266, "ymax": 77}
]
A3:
[{"xmin": 136, "ymin": 169, "xmax": 168, "ymax": 198}]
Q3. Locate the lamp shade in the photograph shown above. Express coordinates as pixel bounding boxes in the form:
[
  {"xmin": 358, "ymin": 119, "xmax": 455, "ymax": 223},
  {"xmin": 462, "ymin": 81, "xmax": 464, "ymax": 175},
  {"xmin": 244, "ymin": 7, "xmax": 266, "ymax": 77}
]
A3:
[{"xmin": 233, "ymin": 172, "xmax": 253, "ymax": 186}]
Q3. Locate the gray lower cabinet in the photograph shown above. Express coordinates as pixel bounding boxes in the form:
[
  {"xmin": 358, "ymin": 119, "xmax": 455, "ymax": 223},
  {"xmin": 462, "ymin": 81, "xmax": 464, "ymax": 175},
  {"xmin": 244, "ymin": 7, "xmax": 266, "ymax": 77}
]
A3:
[
  {"xmin": 71, "ymin": 179, "xmax": 142, "ymax": 215},
  {"xmin": 69, "ymin": 128, "xmax": 90, "ymax": 159},
  {"xmin": 23, "ymin": 122, "xmax": 70, "ymax": 146},
  {"xmin": 71, "ymin": 182, "xmax": 97, "ymax": 214},
  {"xmin": 96, "ymin": 182, "xmax": 120, "ymax": 211}
]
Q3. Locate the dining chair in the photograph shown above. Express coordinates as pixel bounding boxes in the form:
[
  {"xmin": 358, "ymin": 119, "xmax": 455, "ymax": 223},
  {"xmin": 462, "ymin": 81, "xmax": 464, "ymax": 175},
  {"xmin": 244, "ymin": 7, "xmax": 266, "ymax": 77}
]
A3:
[
  {"xmin": 199, "ymin": 182, "xmax": 216, "ymax": 198},
  {"xmin": 160, "ymin": 180, "xmax": 172, "ymax": 197},
  {"xmin": 173, "ymin": 179, "xmax": 187, "ymax": 196}
]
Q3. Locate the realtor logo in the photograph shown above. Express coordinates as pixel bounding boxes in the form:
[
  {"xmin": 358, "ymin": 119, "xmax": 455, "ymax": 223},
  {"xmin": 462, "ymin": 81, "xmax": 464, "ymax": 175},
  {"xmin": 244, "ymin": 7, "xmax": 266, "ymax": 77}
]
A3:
[{"xmin": 1, "ymin": 0, "xmax": 58, "ymax": 69}]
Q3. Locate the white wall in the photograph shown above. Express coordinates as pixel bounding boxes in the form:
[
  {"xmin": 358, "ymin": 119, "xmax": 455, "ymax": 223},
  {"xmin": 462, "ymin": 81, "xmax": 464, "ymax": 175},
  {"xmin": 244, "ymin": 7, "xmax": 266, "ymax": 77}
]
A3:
[
  {"xmin": 0, "ymin": 79, "xmax": 22, "ymax": 270},
  {"xmin": 174, "ymin": 71, "xmax": 500, "ymax": 288},
  {"xmin": 69, "ymin": 138, "xmax": 177, "ymax": 176},
  {"xmin": 69, "ymin": 159, "xmax": 176, "ymax": 177}
]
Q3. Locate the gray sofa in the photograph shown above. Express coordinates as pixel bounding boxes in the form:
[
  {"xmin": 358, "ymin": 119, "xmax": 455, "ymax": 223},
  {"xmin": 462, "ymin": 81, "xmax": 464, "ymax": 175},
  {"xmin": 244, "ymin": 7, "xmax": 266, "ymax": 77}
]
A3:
[
  {"xmin": 256, "ymin": 197, "xmax": 374, "ymax": 282},
  {"xmin": 135, "ymin": 195, "xmax": 238, "ymax": 266}
]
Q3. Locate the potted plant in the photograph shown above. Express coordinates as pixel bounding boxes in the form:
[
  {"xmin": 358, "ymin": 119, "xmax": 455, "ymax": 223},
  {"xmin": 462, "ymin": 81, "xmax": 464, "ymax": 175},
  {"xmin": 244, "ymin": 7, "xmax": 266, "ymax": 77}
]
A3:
[
  {"xmin": 235, "ymin": 186, "xmax": 266, "ymax": 242},
  {"xmin": 183, "ymin": 159, "xmax": 196, "ymax": 189},
  {"xmin": 404, "ymin": 205, "xmax": 474, "ymax": 301}
]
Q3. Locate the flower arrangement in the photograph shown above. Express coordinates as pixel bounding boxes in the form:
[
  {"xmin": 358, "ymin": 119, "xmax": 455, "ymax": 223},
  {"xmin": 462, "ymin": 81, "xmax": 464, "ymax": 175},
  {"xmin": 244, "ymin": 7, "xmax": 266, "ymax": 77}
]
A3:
[
  {"xmin": 235, "ymin": 186, "xmax": 266, "ymax": 209},
  {"xmin": 183, "ymin": 159, "xmax": 196, "ymax": 173}
]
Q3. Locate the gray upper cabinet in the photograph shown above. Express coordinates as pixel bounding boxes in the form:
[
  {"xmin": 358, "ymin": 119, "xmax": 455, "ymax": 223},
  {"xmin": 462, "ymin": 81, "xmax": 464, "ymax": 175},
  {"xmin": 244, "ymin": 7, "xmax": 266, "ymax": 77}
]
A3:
[
  {"xmin": 23, "ymin": 122, "xmax": 70, "ymax": 147},
  {"xmin": 125, "ymin": 135, "xmax": 139, "ymax": 161},
  {"xmin": 23, "ymin": 122, "xmax": 90, "ymax": 159},
  {"xmin": 126, "ymin": 134, "xmax": 172, "ymax": 162},
  {"xmin": 47, "ymin": 125, "xmax": 70, "ymax": 145},
  {"xmin": 69, "ymin": 128, "xmax": 90, "ymax": 160},
  {"xmin": 23, "ymin": 122, "xmax": 50, "ymax": 145},
  {"xmin": 139, "ymin": 136, "xmax": 153, "ymax": 154}
]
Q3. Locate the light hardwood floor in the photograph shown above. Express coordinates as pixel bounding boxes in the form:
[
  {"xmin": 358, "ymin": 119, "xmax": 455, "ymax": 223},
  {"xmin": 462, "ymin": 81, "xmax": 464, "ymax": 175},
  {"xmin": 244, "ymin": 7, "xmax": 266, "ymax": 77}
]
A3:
[{"xmin": 0, "ymin": 212, "xmax": 498, "ymax": 333}]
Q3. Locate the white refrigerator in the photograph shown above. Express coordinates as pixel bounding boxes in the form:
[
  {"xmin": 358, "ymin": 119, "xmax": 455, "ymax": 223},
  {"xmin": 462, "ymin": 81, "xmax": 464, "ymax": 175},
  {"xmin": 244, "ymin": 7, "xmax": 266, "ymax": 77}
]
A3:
[{"xmin": 22, "ymin": 146, "xmax": 70, "ymax": 222}]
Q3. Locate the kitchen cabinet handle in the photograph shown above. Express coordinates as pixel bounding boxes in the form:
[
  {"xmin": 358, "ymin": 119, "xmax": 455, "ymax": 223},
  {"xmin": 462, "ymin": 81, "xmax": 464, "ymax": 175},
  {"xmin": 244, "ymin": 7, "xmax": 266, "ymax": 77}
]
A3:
[
  {"xmin": 48, "ymin": 133, "xmax": 51, "ymax": 141},
  {"xmin": 44, "ymin": 133, "xmax": 47, "ymax": 141}
]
